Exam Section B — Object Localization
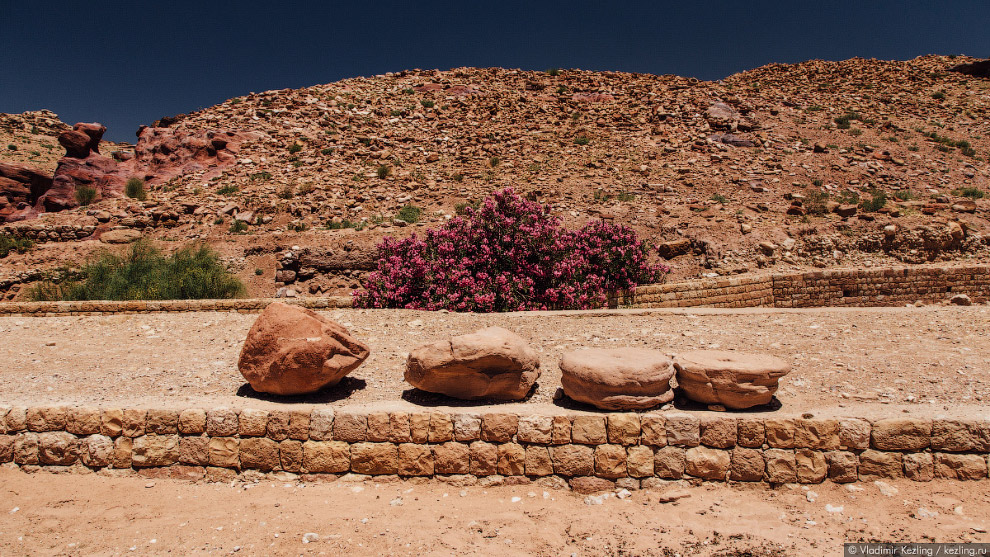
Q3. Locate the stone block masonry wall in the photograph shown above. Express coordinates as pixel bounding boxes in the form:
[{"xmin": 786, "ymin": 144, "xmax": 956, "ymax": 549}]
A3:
[
  {"xmin": 0, "ymin": 264, "xmax": 987, "ymax": 316},
  {"xmin": 2, "ymin": 406, "xmax": 989, "ymax": 485}
]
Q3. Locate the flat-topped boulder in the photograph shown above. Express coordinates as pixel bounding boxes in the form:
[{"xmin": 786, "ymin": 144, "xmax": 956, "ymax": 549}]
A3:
[
  {"xmin": 238, "ymin": 302, "xmax": 370, "ymax": 395},
  {"xmin": 673, "ymin": 350, "xmax": 790, "ymax": 410},
  {"xmin": 405, "ymin": 326, "xmax": 540, "ymax": 400},
  {"xmin": 559, "ymin": 348, "xmax": 675, "ymax": 410}
]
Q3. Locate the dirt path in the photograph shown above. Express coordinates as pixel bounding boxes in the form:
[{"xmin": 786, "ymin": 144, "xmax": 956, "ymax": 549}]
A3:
[
  {"xmin": 0, "ymin": 468, "xmax": 987, "ymax": 556},
  {"xmin": 1, "ymin": 306, "xmax": 988, "ymax": 419}
]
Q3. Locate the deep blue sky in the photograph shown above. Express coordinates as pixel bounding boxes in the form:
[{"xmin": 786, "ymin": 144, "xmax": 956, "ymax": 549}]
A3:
[{"xmin": 2, "ymin": 1, "xmax": 987, "ymax": 142}]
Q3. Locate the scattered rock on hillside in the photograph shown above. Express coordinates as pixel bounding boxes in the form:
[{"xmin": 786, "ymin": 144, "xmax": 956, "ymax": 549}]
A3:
[
  {"xmin": 673, "ymin": 350, "xmax": 790, "ymax": 410},
  {"xmin": 238, "ymin": 302, "xmax": 370, "ymax": 395},
  {"xmin": 405, "ymin": 326, "xmax": 540, "ymax": 400},
  {"xmin": 559, "ymin": 347, "xmax": 675, "ymax": 410}
]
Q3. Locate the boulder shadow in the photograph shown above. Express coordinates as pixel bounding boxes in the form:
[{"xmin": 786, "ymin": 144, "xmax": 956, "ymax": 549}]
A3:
[
  {"xmin": 236, "ymin": 376, "xmax": 367, "ymax": 404},
  {"xmin": 400, "ymin": 382, "xmax": 539, "ymax": 407},
  {"xmin": 671, "ymin": 390, "xmax": 784, "ymax": 413}
]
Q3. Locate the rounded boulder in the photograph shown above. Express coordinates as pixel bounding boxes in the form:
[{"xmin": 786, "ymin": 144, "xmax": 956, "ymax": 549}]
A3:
[
  {"xmin": 559, "ymin": 348, "xmax": 675, "ymax": 410},
  {"xmin": 673, "ymin": 350, "xmax": 790, "ymax": 410},
  {"xmin": 405, "ymin": 326, "xmax": 540, "ymax": 400},
  {"xmin": 238, "ymin": 302, "xmax": 370, "ymax": 395}
]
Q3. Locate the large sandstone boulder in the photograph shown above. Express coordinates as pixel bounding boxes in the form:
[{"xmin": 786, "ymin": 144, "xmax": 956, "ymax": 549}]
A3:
[
  {"xmin": 673, "ymin": 350, "xmax": 790, "ymax": 410},
  {"xmin": 238, "ymin": 302, "xmax": 370, "ymax": 395},
  {"xmin": 0, "ymin": 162, "xmax": 53, "ymax": 222},
  {"xmin": 405, "ymin": 327, "xmax": 540, "ymax": 400},
  {"xmin": 559, "ymin": 348, "xmax": 675, "ymax": 410},
  {"xmin": 37, "ymin": 122, "xmax": 129, "ymax": 212}
]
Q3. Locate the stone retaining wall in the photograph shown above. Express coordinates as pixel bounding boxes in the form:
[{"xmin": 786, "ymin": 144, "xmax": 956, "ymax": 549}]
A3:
[
  {"xmin": 2, "ymin": 406, "xmax": 988, "ymax": 486},
  {"xmin": 1, "ymin": 264, "xmax": 987, "ymax": 316}
]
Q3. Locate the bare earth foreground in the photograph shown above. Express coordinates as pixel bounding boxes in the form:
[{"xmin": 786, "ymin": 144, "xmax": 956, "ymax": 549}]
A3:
[
  {"xmin": 0, "ymin": 469, "xmax": 988, "ymax": 556},
  {"xmin": 2, "ymin": 305, "xmax": 990, "ymax": 555}
]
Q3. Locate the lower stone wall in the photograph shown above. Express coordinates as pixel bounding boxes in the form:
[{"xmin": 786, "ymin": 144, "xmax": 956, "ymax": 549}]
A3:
[
  {"xmin": 0, "ymin": 296, "xmax": 352, "ymax": 317},
  {"xmin": 2, "ymin": 406, "xmax": 988, "ymax": 486}
]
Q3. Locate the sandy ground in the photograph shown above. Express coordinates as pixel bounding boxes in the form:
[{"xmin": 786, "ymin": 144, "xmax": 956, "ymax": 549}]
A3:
[
  {"xmin": 1, "ymin": 306, "xmax": 988, "ymax": 418},
  {"xmin": 0, "ymin": 467, "xmax": 988, "ymax": 556}
]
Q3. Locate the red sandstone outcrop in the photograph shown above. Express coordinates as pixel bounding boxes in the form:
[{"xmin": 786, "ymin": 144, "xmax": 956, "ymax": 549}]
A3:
[
  {"xmin": 405, "ymin": 327, "xmax": 540, "ymax": 400},
  {"xmin": 132, "ymin": 126, "xmax": 266, "ymax": 183},
  {"xmin": 0, "ymin": 162, "xmax": 53, "ymax": 222},
  {"xmin": 35, "ymin": 123, "xmax": 128, "ymax": 212},
  {"xmin": 559, "ymin": 348, "xmax": 675, "ymax": 410},
  {"xmin": 238, "ymin": 302, "xmax": 370, "ymax": 395}
]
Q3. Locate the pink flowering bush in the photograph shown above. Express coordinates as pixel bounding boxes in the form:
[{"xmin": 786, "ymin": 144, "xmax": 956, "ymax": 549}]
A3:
[{"xmin": 353, "ymin": 188, "xmax": 668, "ymax": 311}]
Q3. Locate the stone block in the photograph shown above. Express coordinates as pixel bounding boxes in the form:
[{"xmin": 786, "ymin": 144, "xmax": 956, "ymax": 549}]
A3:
[
  {"xmin": 825, "ymin": 451, "xmax": 858, "ymax": 483},
  {"xmin": 279, "ymin": 440, "xmax": 303, "ymax": 472},
  {"xmin": 730, "ymin": 447, "xmax": 765, "ymax": 481},
  {"xmin": 550, "ymin": 444, "xmax": 594, "ymax": 476},
  {"xmin": 654, "ymin": 447, "xmax": 686, "ymax": 479},
  {"xmin": 208, "ymin": 437, "xmax": 240, "ymax": 468},
  {"xmin": 838, "ymin": 418, "xmax": 870, "ymax": 450},
  {"xmin": 366, "ymin": 412, "xmax": 390, "ymax": 442},
  {"xmin": 934, "ymin": 453, "xmax": 987, "ymax": 480},
  {"xmin": 309, "ymin": 408, "xmax": 335, "ymax": 441},
  {"xmin": 497, "ymin": 443, "xmax": 525, "ymax": 476},
  {"xmin": 39, "ymin": 431, "xmax": 80, "ymax": 466},
  {"xmin": 237, "ymin": 409, "xmax": 269, "ymax": 437},
  {"xmin": 794, "ymin": 420, "xmax": 839, "ymax": 450},
  {"xmin": 931, "ymin": 420, "xmax": 990, "ymax": 452},
  {"xmin": 428, "ymin": 413, "xmax": 454, "ymax": 443},
  {"xmin": 302, "ymin": 441, "xmax": 350, "ymax": 473},
  {"xmin": 14, "ymin": 433, "xmax": 39, "ymax": 464},
  {"xmin": 640, "ymin": 414, "xmax": 666, "ymax": 447},
  {"xmin": 606, "ymin": 414, "xmax": 641, "ymax": 446},
  {"xmin": 240, "ymin": 438, "xmax": 280, "ymax": 471},
  {"xmin": 179, "ymin": 437, "xmax": 209, "ymax": 466},
  {"xmin": 872, "ymin": 419, "xmax": 931, "ymax": 451},
  {"xmin": 764, "ymin": 418, "xmax": 798, "ymax": 449},
  {"xmin": 737, "ymin": 418, "xmax": 765, "ymax": 448},
  {"xmin": 177, "ymin": 409, "xmax": 206, "ymax": 435},
  {"xmin": 351, "ymin": 443, "xmax": 398, "ymax": 475},
  {"xmin": 333, "ymin": 412, "xmax": 368, "ymax": 442},
  {"xmin": 132, "ymin": 435, "xmax": 179, "ymax": 468},
  {"xmin": 700, "ymin": 417, "xmax": 737, "ymax": 448},
  {"xmin": 433, "ymin": 442, "xmax": 470, "ymax": 474},
  {"xmin": 5, "ymin": 407, "xmax": 27, "ymax": 432},
  {"xmin": 571, "ymin": 416, "xmax": 607, "ymax": 444},
  {"xmin": 388, "ymin": 412, "xmax": 411, "ymax": 443},
  {"xmin": 551, "ymin": 416, "xmax": 572, "ymax": 444},
  {"xmin": 685, "ymin": 446, "xmax": 729, "ymax": 480},
  {"xmin": 80, "ymin": 434, "xmax": 113, "ymax": 468},
  {"xmin": 398, "ymin": 444, "xmax": 434, "ymax": 476},
  {"xmin": 795, "ymin": 449, "xmax": 827, "ymax": 483},
  {"xmin": 146, "ymin": 409, "xmax": 179, "ymax": 435},
  {"xmin": 452, "ymin": 414, "xmax": 481, "ymax": 442},
  {"xmin": 517, "ymin": 415, "xmax": 553, "ymax": 444},
  {"xmin": 594, "ymin": 445, "xmax": 627, "ymax": 479},
  {"xmin": 122, "ymin": 409, "xmax": 147, "ymax": 437},
  {"xmin": 482, "ymin": 414, "xmax": 518, "ymax": 443},
  {"xmin": 764, "ymin": 449, "xmax": 797, "ymax": 483},
  {"xmin": 858, "ymin": 450, "xmax": 902, "ymax": 479},
  {"xmin": 27, "ymin": 406, "xmax": 67, "ymax": 432},
  {"xmin": 111, "ymin": 437, "xmax": 132, "ymax": 468},
  {"xmin": 409, "ymin": 412, "xmax": 431, "ymax": 443},
  {"xmin": 265, "ymin": 410, "xmax": 291, "ymax": 441},
  {"xmin": 288, "ymin": 410, "xmax": 310, "ymax": 440},
  {"xmin": 525, "ymin": 446, "xmax": 553, "ymax": 476},
  {"xmin": 67, "ymin": 407, "xmax": 102, "ymax": 435},
  {"xmin": 626, "ymin": 446, "xmax": 654, "ymax": 478},
  {"xmin": 469, "ymin": 441, "xmax": 497, "ymax": 476},
  {"xmin": 0, "ymin": 435, "xmax": 14, "ymax": 463},
  {"xmin": 569, "ymin": 476, "xmax": 615, "ymax": 494},
  {"xmin": 665, "ymin": 413, "xmax": 699, "ymax": 447},
  {"xmin": 903, "ymin": 453, "xmax": 934, "ymax": 482},
  {"xmin": 205, "ymin": 408, "xmax": 237, "ymax": 437}
]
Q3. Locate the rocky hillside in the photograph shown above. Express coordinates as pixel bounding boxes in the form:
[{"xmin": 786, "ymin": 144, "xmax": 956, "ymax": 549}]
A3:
[{"xmin": 1, "ymin": 55, "xmax": 989, "ymax": 300}]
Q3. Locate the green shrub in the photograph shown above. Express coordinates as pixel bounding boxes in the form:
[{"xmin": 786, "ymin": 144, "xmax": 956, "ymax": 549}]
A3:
[
  {"xmin": 376, "ymin": 164, "xmax": 391, "ymax": 179},
  {"xmin": 125, "ymin": 178, "xmax": 147, "ymax": 201},
  {"xmin": 455, "ymin": 201, "xmax": 480, "ymax": 215},
  {"xmin": 574, "ymin": 136, "xmax": 590, "ymax": 146},
  {"xmin": 804, "ymin": 190, "xmax": 830, "ymax": 215},
  {"xmin": 894, "ymin": 190, "xmax": 916, "ymax": 201},
  {"xmin": 287, "ymin": 143, "xmax": 303, "ymax": 154},
  {"xmin": 29, "ymin": 240, "xmax": 245, "ymax": 301},
  {"xmin": 0, "ymin": 234, "xmax": 33, "ymax": 258},
  {"xmin": 254, "ymin": 268, "xmax": 263, "ymax": 276},
  {"xmin": 217, "ymin": 185, "xmax": 238, "ymax": 195},
  {"xmin": 396, "ymin": 204, "xmax": 422, "ymax": 224},
  {"xmin": 547, "ymin": 68, "xmax": 562, "ymax": 76},
  {"xmin": 954, "ymin": 187, "xmax": 985, "ymax": 199},
  {"xmin": 860, "ymin": 190, "xmax": 887, "ymax": 212},
  {"xmin": 320, "ymin": 148, "xmax": 335, "ymax": 155},
  {"xmin": 710, "ymin": 193, "xmax": 728, "ymax": 204},
  {"xmin": 75, "ymin": 186, "xmax": 97, "ymax": 206},
  {"xmin": 489, "ymin": 156, "xmax": 500, "ymax": 168},
  {"xmin": 229, "ymin": 220, "xmax": 248, "ymax": 234},
  {"xmin": 249, "ymin": 172, "xmax": 272, "ymax": 182},
  {"xmin": 6, "ymin": 144, "xmax": 16, "ymax": 151},
  {"xmin": 420, "ymin": 100, "xmax": 434, "ymax": 109},
  {"xmin": 617, "ymin": 191, "xmax": 636, "ymax": 202},
  {"xmin": 931, "ymin": 91, "xmax": 946, "ymax": 100},
  {"xmin": 327, "ymin": 219, "xmax": 364, "ymax": 230}
]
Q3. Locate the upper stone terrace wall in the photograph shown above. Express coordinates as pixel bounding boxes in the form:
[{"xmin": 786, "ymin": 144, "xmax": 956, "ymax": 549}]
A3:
[{"xmin": 0, "ymin": 264, "xmax": 987, "ymax": 316}]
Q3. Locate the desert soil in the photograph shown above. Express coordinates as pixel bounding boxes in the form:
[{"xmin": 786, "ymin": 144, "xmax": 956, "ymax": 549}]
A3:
[
  {"xmin": 0, "ymin": 467, "xmax": 987, "ymax": 556},
  {"xmin": 0, "ymin": 305, "xmax": 988, "ymax": 419}
]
